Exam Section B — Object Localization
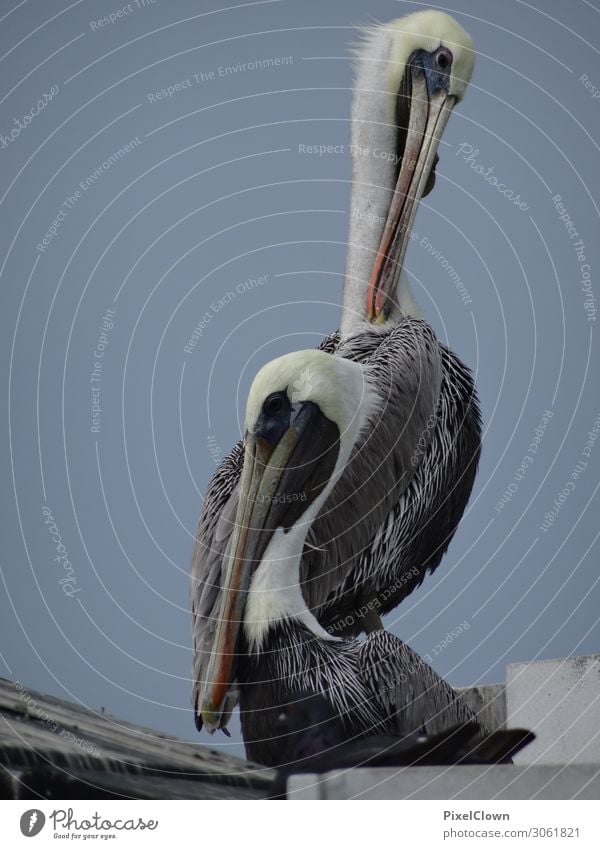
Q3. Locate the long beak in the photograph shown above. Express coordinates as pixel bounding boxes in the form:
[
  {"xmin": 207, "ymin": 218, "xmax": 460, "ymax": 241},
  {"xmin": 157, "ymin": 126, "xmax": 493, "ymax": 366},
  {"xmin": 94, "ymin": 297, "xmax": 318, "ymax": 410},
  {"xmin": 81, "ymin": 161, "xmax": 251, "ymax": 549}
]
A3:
[
  {"xmin": 200, "ymin": 432, "xmax": 295, "ymax": 730},
  {"xmin": 200, "ymin": 406, "xmax": 340, "ymax": 731},
  {"xmin": 366, "ymin": 74, "xmax": 456, "ymax": 323}
]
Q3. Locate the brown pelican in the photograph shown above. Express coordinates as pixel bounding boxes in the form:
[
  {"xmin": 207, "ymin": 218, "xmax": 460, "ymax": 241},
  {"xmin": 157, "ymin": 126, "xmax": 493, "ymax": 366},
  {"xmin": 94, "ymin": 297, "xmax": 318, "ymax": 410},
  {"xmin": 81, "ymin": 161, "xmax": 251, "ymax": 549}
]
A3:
[
  {"xmin": 199, "ymin": 351, "xmax": 476, "ymax": 766},
  {"xmin": 191, "ymin": 10, "xmax": 480, "ymax": 729},
  {"xmin": 311, "ymin": 9, "xmax": 480, "ymax": 629}
]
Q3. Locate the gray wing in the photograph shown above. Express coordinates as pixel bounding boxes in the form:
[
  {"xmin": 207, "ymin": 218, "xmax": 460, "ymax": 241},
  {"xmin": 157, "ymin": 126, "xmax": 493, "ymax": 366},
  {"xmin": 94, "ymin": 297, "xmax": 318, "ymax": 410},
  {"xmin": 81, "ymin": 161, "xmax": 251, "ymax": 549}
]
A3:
[
  {"xmin": 316, "ymin": 343, "xmax": 480, "ymax": 633},
  {"xmin": 301, "ymin": 318, "xmax": 443, "ymax": 610},
  {"xmin": 190, "ymin": 441, "xmax": 243, "ymax": 730},
  {"xmin": 358, "ymin": 631, "xmax": 477, "ymax": 736}
]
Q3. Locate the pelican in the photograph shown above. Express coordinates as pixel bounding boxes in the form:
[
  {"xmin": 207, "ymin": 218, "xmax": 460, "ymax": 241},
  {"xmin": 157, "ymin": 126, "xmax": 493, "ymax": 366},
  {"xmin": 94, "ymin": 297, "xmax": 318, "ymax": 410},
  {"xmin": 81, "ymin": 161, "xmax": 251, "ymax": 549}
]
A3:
[
  {"xmin": 200, "ymin": 352, "xmax": 476, "ymax": 766},
  {"xmin": 311, "ymin": 9, "xmax": 480, "ymax": 629},
  {"xmin": 191, "ymin": 10, "xmax": 480, "ymax": 730}
]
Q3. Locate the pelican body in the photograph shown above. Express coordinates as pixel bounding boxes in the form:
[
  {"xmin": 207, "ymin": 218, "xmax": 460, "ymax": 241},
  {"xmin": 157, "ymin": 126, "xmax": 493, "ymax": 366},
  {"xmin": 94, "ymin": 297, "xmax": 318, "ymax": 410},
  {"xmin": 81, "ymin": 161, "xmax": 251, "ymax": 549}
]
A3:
[
  {"xmin": 238, "ymin": 623, "xmax": 473, "ymax": 766},
  {"xmin": 191, "ymin": 10, "xmax": 480, "ymax": 733},
  {"xmin": 200, "ymin": 352, "xmax": 475, "ymax": 766}
]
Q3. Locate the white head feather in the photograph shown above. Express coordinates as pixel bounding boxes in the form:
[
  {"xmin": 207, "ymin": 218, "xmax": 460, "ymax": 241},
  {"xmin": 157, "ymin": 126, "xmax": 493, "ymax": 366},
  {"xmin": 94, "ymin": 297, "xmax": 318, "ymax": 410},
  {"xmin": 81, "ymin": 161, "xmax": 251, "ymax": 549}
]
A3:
[
  {"xmin": 382, "ymin": 11, "xmax": 474, "ymax": 102},
  {"xmin": 245, "ymin": 348, "xmax": 377, "ymax": 445}
]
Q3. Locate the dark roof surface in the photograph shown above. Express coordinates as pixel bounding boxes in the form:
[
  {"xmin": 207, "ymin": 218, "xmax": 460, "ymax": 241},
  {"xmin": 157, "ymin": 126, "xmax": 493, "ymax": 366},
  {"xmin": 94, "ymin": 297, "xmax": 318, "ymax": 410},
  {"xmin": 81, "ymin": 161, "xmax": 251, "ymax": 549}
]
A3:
[{"xmin": 0, "ymin": 677, "xmax": 274, "ymax": 799}]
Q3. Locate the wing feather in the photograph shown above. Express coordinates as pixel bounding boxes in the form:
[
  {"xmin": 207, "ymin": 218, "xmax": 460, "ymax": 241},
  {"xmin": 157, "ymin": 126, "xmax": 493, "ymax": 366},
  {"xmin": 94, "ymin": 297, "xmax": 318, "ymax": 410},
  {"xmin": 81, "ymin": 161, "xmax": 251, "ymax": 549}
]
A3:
[
  {"xmin": 301, "ymin": 319, "xmax": 443, "ymax": 610},
  {"xmin": 358, "ymin": 631, "xmax": 477, "ymax": 735}
]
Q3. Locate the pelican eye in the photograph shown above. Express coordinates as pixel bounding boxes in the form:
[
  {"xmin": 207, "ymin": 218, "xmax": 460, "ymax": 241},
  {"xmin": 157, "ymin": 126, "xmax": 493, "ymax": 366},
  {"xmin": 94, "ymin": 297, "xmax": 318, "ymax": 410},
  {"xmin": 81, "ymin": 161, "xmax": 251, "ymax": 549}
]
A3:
[
  {"xmin": 263, "ymin": 392, "xmax": 288, "ymax": 417},
  {"xmin": 435, "ymin": 47, "xmax": 453, "ymax": 70}
]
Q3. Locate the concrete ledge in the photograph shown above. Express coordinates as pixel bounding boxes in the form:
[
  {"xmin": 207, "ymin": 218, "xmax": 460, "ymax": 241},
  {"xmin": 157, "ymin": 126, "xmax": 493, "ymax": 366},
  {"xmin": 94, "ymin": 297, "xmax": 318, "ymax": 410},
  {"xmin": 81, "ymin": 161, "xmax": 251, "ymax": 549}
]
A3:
[
  {"xmin": 507, "ymin": 655, "xmax": 600, "ymax": 765},
  {"xmin": 287, "ymin": 765, "xmax": 600, "ymax": 800}
]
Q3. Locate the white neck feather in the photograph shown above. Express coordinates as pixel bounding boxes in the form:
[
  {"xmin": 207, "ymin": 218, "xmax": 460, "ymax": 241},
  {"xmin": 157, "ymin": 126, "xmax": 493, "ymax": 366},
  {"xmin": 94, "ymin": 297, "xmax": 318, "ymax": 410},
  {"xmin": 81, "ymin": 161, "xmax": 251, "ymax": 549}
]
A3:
[
  {"xmin": 243, "ymin": 523, "xmax": 336, "ymax": 652},
  {"xmin": 397, "ymin": 270, "xmax": 422, "ymax": 318},
  {"xmin": 340, "ymin": 27, "xmax": 422, "ymax": 338}
]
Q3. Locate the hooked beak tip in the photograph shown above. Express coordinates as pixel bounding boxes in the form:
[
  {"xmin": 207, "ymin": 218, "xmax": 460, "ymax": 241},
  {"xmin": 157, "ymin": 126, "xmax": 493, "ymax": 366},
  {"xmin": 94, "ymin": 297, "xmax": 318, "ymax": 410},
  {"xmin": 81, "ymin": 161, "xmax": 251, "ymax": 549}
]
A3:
[
  {"xmin": 367, "ymin": 291, "xmax": 391, "ymax": 325},
  {"xmin": 200, "ymin": 698, "xmax": 222, "ymax": 732}
]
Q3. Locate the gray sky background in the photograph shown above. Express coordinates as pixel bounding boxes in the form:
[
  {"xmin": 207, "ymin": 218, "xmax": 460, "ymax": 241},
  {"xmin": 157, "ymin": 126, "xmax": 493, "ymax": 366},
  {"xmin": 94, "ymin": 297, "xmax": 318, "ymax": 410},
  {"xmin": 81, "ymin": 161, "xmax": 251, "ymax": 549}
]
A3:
[{"xmin": 0, "ymin": 0, "xmax": 598, "ymax": 760}]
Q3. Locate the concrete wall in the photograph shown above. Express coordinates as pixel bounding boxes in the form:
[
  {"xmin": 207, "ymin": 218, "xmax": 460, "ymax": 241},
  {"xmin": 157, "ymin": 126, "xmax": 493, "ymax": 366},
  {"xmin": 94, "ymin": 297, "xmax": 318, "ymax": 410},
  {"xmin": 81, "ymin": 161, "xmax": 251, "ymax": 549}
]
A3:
[{"xmin": 506, "ymin": 655, "xmax": 600, "ymax": 765}]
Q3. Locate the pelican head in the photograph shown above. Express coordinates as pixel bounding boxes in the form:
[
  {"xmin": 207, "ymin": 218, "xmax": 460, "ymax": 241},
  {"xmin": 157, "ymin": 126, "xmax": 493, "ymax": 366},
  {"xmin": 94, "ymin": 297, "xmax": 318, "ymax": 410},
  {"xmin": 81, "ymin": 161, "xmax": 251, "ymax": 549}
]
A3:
[
  {"xmin": 200, "ymin": 350, "xmax": 377, "ymax": 731},
  {"xmin": 349, "ymin": 11, "xmax": 474, "ymax": 326},
  {"xmin": 384, "ymin": 11, "xmax": 475, "ymax": 103}
]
